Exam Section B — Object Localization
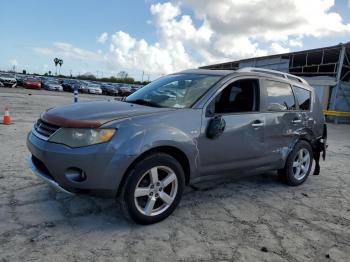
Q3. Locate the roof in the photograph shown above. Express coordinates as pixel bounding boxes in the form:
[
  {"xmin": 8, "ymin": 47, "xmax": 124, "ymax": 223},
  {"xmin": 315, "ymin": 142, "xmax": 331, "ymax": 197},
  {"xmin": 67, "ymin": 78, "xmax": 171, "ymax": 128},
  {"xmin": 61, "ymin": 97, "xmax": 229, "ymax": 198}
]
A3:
[
  {"xmin": 176, "ymin": 69, "xmax": 234, "ymax": 76},
  {"xmin": 174, "ymin": 68, "xmax": 313, "ymax": 90}
]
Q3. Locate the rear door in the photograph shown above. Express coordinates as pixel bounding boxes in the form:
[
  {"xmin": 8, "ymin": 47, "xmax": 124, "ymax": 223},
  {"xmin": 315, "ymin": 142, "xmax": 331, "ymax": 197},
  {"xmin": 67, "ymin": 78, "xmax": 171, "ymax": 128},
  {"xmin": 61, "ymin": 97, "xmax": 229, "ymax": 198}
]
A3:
[
  {"xmin": 197, "ymin": 77, "xmax": 270, "ymax": 176},
  {"xmin": 260, "ymin": 79, "xmax": 302, "ymax": 167}
]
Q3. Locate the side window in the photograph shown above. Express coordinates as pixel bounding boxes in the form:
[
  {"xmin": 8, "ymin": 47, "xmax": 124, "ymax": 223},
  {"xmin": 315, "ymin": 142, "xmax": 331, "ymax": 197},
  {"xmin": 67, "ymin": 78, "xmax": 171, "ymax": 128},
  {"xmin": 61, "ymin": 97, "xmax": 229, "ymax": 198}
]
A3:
[
  {"xmin": 265, "ymin": 80, "xmax": 296, "ymax": 111},
  {"xmin": 292, "ymin": 86, "xmax": 311, "ymax": 111},
  {"xmin": 214, "ymin": 79, "xmax": 259, "ymax": 114}
]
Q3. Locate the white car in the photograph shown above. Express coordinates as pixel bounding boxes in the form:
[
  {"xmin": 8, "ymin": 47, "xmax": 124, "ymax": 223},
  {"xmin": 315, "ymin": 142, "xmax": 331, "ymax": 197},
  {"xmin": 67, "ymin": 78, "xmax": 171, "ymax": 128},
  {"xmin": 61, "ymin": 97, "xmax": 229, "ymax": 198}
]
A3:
[
  {"xmin": 86, "ymin": 84, "xmax": 102, "ymax": 94},
  {"xmin": 0, "ymin": 73, "xmax": 17, "ymax": 87}
]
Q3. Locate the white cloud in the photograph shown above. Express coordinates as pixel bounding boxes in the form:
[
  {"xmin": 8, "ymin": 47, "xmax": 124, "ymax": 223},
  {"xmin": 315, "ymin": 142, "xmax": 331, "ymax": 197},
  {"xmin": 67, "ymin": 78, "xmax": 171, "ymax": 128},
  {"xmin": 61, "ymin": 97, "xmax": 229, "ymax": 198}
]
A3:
[
  {"xmin": 105, "ymin": 0, "xmax": 350, "ymax": 74},
  {"xmin": 182, "ymin": 0, "xmax": 350, "ymax": 40},
  {"xmin": 33, "ymin": 1, "xmax": 350, "ymax": 77},
  {"xmin": 35, "ymin": 42, "xmax": 103, "ymax": 62},
  {"xmin": 270, "ymin": 43, "xmax": 290, "ymax": 54},
  {"xmin": 289, "ymin": 39, "xmax": 303, "ymax": 48},
  {"xmin": 97, "ymin": 32, "xmax": 108, "ymax": 44}
]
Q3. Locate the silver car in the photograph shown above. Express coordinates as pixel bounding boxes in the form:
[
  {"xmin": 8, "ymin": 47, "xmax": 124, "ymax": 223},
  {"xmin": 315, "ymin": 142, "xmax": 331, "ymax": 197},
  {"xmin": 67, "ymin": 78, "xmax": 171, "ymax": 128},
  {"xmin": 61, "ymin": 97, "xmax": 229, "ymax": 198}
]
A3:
[
  {"xmin": 27, "ymin": 68, "xmax": 327, "ymax": 224},
  {"xmin": 0, "ymin": 73, "xmax": 17, "ymax": 87},
  {"xmin": 43, "ymin": 80, "xmax": 63, "ymax": 91},
  {"xmin": 84, "ymin": 83, "xmax": 103, "ymax": 94}
]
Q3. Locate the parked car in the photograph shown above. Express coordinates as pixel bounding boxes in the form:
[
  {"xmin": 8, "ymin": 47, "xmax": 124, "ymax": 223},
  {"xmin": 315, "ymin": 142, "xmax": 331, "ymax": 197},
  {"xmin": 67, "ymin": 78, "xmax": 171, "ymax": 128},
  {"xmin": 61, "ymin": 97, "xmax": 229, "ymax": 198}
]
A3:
[
  {"xmin": 23, "ymin": 78, "xmax": 41, "ymax": 89},
  {"xmin": 130, "ymin": 85, "xmax": 142, "ymax": 94},
  {"xmin": 118, "ymin": 85, "xmax": 132, "ymax": 96},
  {"xmin": 107, "ymin": 86, "xmax": 122, "ymax": 96},
  {"xmin": 62, "ymin": 79, "xmax": 80, "ymax": 92},
  {"xmin": 15, "ymin": 74, "xmax": 26, "ymax": 86},
  {"xmin": 81, "ymin": 83, "xmax": 102, "ymax": 94},
  {"xmin": 100, "ymin": 83, "xmax": 115, "ymax": 95},
  {"xmin": 0, "ymin": 73, "xmax": 17, "ymax": 87},
  {"xmin": 27, "ymin": 68, "xmax": 327, "ymax": 224},
  {"xmin": 42, "ymin": 80, "xmax": 63, "ymax": 91}
]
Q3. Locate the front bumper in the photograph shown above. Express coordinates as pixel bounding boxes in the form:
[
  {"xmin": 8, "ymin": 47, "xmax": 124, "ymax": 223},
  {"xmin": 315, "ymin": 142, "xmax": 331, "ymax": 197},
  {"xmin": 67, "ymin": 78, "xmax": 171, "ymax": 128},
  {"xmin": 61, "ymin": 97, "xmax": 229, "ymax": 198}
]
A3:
[
  {"xmin": 0, "ymin": 81, "xmax": 17, "ymax": 87},
  {"xmin": 26, "ymin": 131, "xmax": 136, "ymax": 197},
  {"xmin": 28, "ymin": 157, "xmax": 74, "ymax": 195}
]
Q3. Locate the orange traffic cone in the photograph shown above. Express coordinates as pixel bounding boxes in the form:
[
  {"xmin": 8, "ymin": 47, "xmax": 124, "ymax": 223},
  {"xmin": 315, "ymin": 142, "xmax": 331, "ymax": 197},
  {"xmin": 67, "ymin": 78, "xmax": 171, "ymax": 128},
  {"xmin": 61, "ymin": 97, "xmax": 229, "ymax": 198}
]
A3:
[{"xmin": 3, "ymin": 107, "xmax": 12, "ymax": 125}]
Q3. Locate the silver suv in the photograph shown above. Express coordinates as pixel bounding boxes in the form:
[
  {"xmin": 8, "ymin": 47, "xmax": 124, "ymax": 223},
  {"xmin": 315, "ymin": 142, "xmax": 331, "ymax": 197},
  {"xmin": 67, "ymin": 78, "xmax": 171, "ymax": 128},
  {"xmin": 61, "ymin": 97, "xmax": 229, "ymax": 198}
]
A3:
[{"xmin": 27, "ymin": 68, "xmax": 327, "ymax": 224}]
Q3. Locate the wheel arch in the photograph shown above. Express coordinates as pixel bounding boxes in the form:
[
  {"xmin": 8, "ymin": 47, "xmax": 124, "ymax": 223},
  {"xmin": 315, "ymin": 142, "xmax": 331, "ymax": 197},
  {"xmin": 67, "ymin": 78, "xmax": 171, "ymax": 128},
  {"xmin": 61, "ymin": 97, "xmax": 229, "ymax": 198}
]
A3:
[
  {"xmin": 295, "ymin": 127, "xmax": 319, "ymax": 150},
  {"xmin": 116, "ymin": 145, "xmax": 191, "ymax": 197}
]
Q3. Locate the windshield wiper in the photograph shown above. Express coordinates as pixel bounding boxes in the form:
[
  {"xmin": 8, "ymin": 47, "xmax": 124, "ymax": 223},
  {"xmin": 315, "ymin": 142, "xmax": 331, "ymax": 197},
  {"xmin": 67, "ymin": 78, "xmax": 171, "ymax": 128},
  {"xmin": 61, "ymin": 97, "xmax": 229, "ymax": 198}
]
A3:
[{"xmin": 126, "ymin": 99, "xmax": 162, "ymax": 108}]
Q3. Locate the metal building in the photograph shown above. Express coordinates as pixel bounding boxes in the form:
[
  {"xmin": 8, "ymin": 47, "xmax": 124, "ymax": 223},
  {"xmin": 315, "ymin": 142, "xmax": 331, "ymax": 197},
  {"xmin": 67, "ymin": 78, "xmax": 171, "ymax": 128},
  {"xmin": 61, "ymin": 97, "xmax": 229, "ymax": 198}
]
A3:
[{"xmin": 200, "ymin": 42, "xmax": 350, "ymax": 120}]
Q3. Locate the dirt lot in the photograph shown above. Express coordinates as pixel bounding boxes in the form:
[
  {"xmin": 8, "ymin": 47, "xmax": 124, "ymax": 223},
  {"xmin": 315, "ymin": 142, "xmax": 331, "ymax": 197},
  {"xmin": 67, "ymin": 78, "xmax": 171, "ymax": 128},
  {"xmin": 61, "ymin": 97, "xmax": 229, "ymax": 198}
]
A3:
[{"xmin": 0, "ymin": 88, "xmax": 349, "ymax": 262}]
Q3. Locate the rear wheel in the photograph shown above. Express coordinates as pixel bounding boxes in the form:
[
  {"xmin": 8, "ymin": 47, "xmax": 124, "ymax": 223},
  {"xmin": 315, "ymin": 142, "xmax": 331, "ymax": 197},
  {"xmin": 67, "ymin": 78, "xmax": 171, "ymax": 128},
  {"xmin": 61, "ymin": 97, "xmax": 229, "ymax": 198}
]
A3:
[
  {"xmin": 119, "ymin": 153, "xmax": 185, "ymax": 224},
  {"xmin": 279, "ymin": 140, "xmax": 313, "ymax": 186}
]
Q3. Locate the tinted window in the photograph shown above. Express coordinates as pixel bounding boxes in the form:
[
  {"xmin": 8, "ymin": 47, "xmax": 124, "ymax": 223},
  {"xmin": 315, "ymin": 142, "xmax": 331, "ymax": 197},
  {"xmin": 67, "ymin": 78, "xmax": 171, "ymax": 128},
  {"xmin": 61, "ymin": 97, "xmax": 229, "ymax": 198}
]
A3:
[
  {"xmin": 292, "ymin": 86, "xmax": 311, "ymax": 110},
  {"xmin": 214, "ymin": 79, "xmax": 259, "ymax": 114},
  {"xmin": 265, "ymin": 80, "xmax": 296, "ymax": 111}
]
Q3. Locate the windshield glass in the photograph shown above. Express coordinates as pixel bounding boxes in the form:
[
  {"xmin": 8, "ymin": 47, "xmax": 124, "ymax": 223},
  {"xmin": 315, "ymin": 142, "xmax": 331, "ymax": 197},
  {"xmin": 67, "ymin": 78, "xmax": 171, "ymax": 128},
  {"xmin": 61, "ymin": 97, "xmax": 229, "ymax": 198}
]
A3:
[
  {"xmin": 0, "ymin": 73, "xmax": 14, "ymax": 78},
  {"xmin": 126, "ymin": 74, "xmax": 221, "ymax": 108},
  {"xmin": 47, "ymin": 80, "xmax": 59, "ymax": 84}
]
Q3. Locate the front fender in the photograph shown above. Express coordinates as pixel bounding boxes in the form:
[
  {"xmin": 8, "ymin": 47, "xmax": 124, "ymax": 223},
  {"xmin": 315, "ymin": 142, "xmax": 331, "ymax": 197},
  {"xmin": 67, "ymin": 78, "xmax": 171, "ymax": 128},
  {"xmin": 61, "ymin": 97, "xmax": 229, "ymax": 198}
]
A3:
[
  {"xmin": 103, "ymin": 109, "xmax": 202, "ymax": 178},
  {"xmin": 129, "ymin": 125, "xmax": 199, "ymax": 170}
]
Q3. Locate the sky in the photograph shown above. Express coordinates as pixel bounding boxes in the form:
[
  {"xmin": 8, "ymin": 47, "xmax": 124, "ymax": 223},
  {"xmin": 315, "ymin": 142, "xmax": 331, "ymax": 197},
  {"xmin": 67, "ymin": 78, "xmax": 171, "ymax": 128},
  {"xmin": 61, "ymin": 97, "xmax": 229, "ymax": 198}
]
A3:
[{"xmin": 0, "ymin": 0, "xmax": 349, "ymax": 80}]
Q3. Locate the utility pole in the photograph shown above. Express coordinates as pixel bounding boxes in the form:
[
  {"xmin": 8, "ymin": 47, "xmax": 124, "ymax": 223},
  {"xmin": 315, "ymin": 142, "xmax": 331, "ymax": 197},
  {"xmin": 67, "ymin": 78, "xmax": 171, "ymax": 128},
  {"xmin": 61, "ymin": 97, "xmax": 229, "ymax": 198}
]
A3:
[{"xmin": 141, "ymin": 71, "xmax": 144, "ymax": 82}]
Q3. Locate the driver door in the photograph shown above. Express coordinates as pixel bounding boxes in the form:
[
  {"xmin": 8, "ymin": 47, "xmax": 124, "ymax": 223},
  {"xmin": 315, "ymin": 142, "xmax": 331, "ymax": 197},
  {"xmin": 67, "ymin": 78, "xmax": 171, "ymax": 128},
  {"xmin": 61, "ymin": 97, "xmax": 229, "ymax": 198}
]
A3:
[{"xmin": 197, "ymin": 77, "xmax": 270, "ymax": 177}]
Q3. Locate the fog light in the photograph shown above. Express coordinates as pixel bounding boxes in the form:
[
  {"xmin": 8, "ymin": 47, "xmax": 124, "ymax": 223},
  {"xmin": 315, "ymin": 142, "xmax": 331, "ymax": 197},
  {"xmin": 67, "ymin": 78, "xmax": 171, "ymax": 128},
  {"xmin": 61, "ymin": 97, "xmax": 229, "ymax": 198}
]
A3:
[{"xmin": 65, "ymin": 168, "xmax": 87, "ymax": 182}]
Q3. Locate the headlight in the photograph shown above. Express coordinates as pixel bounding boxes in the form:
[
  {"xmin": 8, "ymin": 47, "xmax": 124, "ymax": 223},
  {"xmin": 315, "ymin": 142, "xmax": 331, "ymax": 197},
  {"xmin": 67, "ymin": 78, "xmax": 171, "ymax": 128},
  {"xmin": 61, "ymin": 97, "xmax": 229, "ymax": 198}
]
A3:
[{"xmin": 49, "ymin": 128, "xmax": 116, "ymax": 148}]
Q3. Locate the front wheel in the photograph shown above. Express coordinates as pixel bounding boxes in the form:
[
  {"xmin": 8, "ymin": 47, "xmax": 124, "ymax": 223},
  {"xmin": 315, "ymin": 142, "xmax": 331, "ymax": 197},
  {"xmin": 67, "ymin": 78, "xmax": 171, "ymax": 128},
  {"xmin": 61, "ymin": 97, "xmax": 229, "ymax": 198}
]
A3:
[
  {"xmin": 279, "ymin": 140, "xmax": 313, "ymax": 186},
  {"xmin": 119, "ymin": 153, "xmax": 185, "ymax": 224}
]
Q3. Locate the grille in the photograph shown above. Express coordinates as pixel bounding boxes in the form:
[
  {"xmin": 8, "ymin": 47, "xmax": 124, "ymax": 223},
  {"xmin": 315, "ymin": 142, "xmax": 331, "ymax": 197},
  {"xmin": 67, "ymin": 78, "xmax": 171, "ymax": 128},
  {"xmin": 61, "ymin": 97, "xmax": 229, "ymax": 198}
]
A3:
[{"xmin": 34, "ymin": 119, "xmax": 60, "ymax": 138}]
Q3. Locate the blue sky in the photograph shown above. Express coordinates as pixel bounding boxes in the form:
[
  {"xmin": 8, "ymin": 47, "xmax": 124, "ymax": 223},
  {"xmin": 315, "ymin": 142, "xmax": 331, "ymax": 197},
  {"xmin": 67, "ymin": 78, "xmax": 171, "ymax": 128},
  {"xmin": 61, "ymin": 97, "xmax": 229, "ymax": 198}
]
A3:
[{"xmin": 0, "ymin": 0, "xmax": 349, "ymax": 80}]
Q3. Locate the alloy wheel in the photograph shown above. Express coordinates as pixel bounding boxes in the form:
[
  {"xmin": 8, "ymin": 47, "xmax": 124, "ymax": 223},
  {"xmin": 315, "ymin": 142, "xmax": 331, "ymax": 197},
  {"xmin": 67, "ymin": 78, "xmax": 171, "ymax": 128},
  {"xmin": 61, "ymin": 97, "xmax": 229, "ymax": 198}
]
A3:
[
  {"xmin": 292, "ymin": 148, "xmax": 311, "ymax": 180},
  {"xmin": 134, "ymin": 166, "xmax": 178, "ymax": 216}
]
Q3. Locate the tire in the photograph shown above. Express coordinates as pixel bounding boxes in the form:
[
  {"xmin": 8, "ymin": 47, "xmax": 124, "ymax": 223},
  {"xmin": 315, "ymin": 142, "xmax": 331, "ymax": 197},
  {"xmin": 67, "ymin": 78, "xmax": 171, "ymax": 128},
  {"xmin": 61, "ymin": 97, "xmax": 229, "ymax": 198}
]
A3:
[
  {"xmin": 279, "ymin": 140, "xmax": 313, "ymax": 186},
  {"xmin": 119, "ymin": 153, "xmax": 185, "ymax": 224}
]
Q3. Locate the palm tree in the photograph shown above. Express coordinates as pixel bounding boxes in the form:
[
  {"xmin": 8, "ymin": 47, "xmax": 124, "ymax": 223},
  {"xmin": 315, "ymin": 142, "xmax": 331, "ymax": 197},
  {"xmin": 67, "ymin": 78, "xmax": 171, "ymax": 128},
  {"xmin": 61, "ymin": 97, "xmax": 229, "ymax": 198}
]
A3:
[
  {"xmin": 58, "ymin": 59, "xmax": 63, "ymax": 75},
  {"xmin": 54, "ymin": 58, "xmax": 59, "ymax": 75}
]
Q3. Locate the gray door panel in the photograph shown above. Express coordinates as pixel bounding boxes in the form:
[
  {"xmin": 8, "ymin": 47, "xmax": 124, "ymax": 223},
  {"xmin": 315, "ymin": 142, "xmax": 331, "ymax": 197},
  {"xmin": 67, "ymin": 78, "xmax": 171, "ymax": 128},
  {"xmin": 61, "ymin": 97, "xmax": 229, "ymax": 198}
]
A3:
[
  {"xmin": 198, "ymin": 113, "xmax": 267, "ymax": 175},
  {"xmin": 260, "ymin": 78, "xmax": 303, "ymax": 167},
  {"xmin": 262, "ymin": 112, "xmax": 302, "ymax": 166}
]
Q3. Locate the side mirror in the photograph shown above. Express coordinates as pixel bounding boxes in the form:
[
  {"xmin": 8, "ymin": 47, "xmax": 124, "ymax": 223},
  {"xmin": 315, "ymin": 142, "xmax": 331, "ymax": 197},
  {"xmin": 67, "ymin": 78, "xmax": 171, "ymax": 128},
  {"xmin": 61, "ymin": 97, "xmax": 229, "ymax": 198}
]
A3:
[{"xmin": 206, "ymin": 116, "xmax": 226, "ymax": 139}]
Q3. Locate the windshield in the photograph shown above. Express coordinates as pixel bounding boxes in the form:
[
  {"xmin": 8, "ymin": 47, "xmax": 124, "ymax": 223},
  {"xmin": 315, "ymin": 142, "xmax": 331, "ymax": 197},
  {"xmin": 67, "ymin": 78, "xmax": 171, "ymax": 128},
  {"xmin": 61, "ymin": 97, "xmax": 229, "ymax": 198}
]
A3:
[
  {"xmin": 88, "ymin": 83, "xmax": 99, "ymax": 88},
  {"xmin": 0, "ymin": 73, "xmax": 14, "ymax": 78},
  {"xmin": 47, "ymin": 80, "xmax": 59, "ymax": 84},
  {"xmin": 126, "ymin": 74, "xmax": 221, "ymax": 108}
]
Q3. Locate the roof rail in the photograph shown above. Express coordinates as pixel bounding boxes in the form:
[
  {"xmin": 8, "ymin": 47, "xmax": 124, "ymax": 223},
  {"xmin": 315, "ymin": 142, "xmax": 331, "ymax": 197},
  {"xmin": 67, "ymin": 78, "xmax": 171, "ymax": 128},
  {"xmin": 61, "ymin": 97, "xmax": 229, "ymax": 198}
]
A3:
[{"xmin": 237, "ymin": 67, "xmax": 308, "ymax": 85}]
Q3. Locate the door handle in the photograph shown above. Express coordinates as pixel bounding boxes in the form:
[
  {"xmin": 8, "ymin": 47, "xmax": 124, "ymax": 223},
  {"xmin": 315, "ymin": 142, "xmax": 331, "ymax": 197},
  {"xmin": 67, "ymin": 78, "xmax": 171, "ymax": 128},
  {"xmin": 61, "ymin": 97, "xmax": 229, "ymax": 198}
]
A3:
[
  {"xmin": 292, "ymin": 119, "xmax": 302, "ymax": 124},
  {"xmin": 251, "ymin": 121, "xmax": 264, "ymax": 128}
]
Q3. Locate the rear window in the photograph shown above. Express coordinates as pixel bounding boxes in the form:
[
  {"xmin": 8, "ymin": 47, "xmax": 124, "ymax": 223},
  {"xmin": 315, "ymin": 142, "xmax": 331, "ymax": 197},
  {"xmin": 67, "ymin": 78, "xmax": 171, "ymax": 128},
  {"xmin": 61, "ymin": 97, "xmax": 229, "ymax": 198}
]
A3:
[
  {"xmin": 292, "ymin": 86, "xmax": 311, "ymax": 111},
  {"xmin": 265, "ymin": 80, "xmax": 296, "ymax": 111}
]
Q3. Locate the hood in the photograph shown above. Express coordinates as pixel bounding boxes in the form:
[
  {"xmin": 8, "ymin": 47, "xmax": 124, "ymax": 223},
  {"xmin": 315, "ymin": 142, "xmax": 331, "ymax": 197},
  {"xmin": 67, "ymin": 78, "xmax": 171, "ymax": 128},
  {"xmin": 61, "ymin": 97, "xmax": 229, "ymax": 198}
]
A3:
[
  {"xmin": 41, "ymin": 100, "xmax": 173, "ymax": 128},
  {"xmin": 0, "ymin": 77, "xmax": 16, "ymax": 81},
  {"xmin": 48, "ymin": 84, "xmax": 61, "ymax": 88}
]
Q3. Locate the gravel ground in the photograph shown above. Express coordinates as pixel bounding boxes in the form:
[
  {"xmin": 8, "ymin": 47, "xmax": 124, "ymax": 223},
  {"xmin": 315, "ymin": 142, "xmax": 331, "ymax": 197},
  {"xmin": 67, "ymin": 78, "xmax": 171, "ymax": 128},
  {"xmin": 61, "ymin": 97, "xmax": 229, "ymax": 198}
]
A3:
[{"xmin": 0, "ymin": 88, "xmax": 350, "ymax": 262}]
